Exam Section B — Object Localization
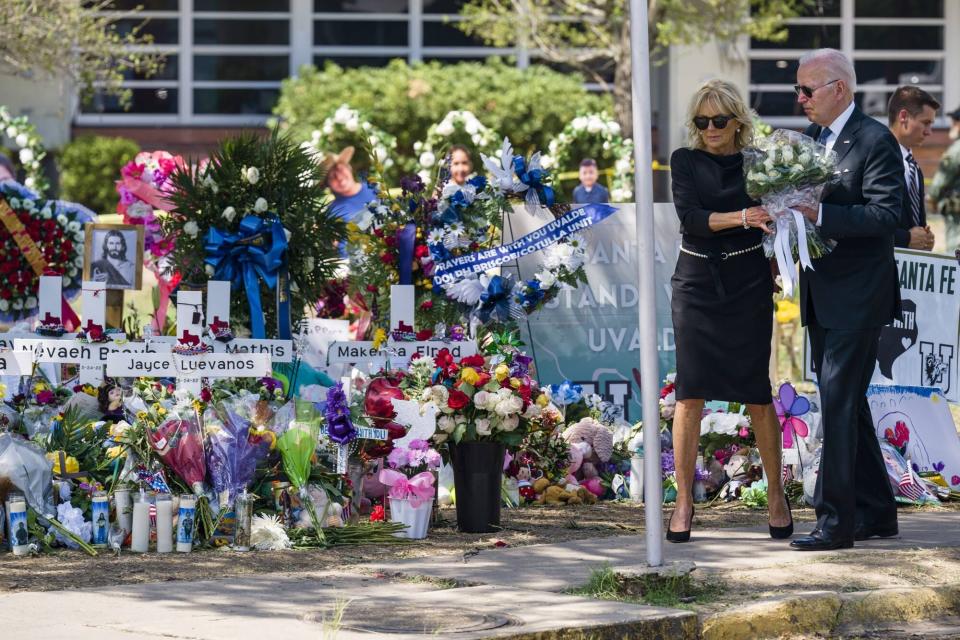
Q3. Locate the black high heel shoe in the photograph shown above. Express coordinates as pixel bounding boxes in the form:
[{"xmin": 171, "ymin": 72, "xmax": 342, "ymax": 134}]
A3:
[
  {"xmin": 769, "ymin": 495, "xmax": 794, "ymax": 539},
  {"xmin": 666, "ymin": 506, "xmax": 695, "ymax": 543}
]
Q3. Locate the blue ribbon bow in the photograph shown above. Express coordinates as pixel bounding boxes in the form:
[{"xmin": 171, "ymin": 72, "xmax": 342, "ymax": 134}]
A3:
[
  {"xmin": 204, "ymin": 214, "xmax": 291, "ymax": 339},
  {"xmin": 478, "ymin": 275, "xmax": 516, "ymax": 323},
  {"xmin": 512, "ymin": 155, "xmax": 555, "ymax": 206}
]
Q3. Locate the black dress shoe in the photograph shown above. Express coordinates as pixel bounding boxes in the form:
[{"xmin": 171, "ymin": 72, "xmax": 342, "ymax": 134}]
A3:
[
  {"xmin": 666, "ymin": 506, "xmax": 695, "ymax": 543},
  {"xmin": 789, "ymin": 531, "xmax": 853, "ymax": 551},
  {"xmin": 854, "ymin": 522, "xmax": 898, "ymax": 541},
  {"xmin": 769, "ymin": 495, "xmax": 794, "ymax": 540}
]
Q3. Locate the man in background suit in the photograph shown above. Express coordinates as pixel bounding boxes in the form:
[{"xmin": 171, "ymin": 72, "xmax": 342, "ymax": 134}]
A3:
[
  {"xmin": 790, "ymin": 48, "xmax": 902, "ymax": 551},
  {"xmin": 887, "ymin": 86, "xmax": 938, "ymax": 251}
]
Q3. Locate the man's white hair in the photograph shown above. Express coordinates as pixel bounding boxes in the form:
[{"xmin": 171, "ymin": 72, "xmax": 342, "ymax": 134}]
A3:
[{"xmin": 798, "ymin": 48, "xmax": 857, "ymax": 93}]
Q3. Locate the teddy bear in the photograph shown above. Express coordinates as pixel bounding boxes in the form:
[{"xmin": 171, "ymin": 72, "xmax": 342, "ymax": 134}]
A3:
[{"xmin": 563, "ymin": 417, "xmax": 614, "ymax": 481}]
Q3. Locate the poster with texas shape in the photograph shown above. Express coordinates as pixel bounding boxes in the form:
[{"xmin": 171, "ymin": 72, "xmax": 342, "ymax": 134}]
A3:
[{"xmin": 805, "ymin": 249, "xmax": 960, "ymax": 402}]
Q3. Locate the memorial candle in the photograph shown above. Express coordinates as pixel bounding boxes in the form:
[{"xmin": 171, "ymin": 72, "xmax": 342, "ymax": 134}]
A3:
[
  {"xmin": 91, "ymin": 491, "xmax": 110, "ymax": 547},
  {"xmin": 131, "ymin": 491, "xmax": 151, "ymax": 553},
  {"xmin": 6, "ymin": 494, "xmax": 29, "ymax": 556},
  {"xmin": 114, "ymin": 486, "xmax": 132, "ymax": 537},
  {"xmin": 176, "ymin": 494, "xmax": 196, "ymax": 553},
  {"xmin": 155, "ymin": 494, "xmax": 173, "ymax": 553}
]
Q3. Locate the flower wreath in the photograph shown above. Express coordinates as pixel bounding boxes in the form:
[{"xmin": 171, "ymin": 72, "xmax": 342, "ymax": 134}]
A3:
[
  {"xmin": 0, "ymin": 182, "xmax": 94, "ymax": 322},
  {"xmin": 348, "ymin": 138, "xmax": 590, "ymax": 332},
  {"xmin": 0, "ymin": 106, "xmax": 49, "ymax": 196},
  {"xmin": 542, "ymin": 112, "xmax": 634, "ymax": 202},
  {"xmin": 301, "ymin": 104, "xmax": 397, "ymax": 176},
  {"xmin": 413, "ymin": 110, "xmax": 499, "ymax": 183}
]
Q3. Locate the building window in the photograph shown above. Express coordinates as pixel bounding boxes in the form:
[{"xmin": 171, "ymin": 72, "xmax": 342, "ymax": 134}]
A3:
[{"xmin": 749, "ymin": 1, "xmax": 946, "ymax": 126}]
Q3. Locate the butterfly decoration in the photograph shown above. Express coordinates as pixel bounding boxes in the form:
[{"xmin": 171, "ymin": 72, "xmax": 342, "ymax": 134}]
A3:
[{"xmin": 774, "ymin": 382, "xmax": 810, "ymax": 449}]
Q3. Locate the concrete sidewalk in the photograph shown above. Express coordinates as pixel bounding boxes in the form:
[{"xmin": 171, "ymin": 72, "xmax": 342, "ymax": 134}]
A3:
[
  {"xmin": 3, "ymin": 511, "xmax": 959, "ymax": 639},
  {"xmin": 373, "ymin": 511, "xmax": 960, "ymax": 592}
]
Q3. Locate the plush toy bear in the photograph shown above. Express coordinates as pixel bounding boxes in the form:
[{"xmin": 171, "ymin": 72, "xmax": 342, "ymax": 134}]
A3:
[{"xmin": 562, "ymin": 418, "xmax": 614, "ymax": 480}]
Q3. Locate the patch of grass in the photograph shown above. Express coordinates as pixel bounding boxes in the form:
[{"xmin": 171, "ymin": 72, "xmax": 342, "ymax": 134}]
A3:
[
  {"xmin": 567, "ymin": 564, "xmax": 725, "ymax": 609},
  {"xmin": 321, "ymin": 597, "xmax": 350, "ymax": 640}
]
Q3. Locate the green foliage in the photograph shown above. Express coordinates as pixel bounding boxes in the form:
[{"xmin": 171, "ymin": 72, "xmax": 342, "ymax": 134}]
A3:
[
  {"xmin": 2, "ymin": 1, "xmax": 164, "ymax": 105},
  {"xmin": 274, "ymin": 58, "xmax": 610, "ymax": 173},
  {"xmin": 59, "ymin": 135, "xmax": 140, "ymax": 214},
  {"xmin": 568, "ymin": 564, "xmax": 725, "ymax": 608},
  {"xmin": 740, "ymin": 479, "xmax": 769, "ymax": 510},
  {"xmin": 163, "ymin": 130, "xmax": 346, "ymax": 336}
]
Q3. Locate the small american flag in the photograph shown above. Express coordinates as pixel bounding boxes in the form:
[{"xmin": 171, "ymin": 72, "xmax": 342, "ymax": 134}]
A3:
[{"xmin": 898, "ymin": 469, "xmax": 926, "ymax": 502}]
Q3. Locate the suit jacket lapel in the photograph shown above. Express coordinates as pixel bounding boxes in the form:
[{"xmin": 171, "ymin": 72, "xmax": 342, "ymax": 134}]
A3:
[{"xmin": 831, "ymin": 107, "xmax": 863, "ymax": 167}]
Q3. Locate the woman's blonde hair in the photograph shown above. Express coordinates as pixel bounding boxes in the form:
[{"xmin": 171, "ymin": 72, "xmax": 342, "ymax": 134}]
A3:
[{"xmin": 685, "ymin": 79, "xmax": 753, "ymax": 151}]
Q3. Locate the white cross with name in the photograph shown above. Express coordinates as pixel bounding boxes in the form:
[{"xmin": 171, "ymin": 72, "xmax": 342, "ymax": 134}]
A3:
[{"xmin": 327, "ymin": 284, "xmax": 478, "ymax": 370}]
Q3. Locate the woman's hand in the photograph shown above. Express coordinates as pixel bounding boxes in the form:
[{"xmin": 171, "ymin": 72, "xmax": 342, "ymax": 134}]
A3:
[{"xmin": 744, "ymin": 206, "xmax": 773, "ymax": 233}]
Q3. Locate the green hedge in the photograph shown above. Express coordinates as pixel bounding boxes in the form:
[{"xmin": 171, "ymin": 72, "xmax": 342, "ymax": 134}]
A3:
[
  {"xmin": 274, "ymin": 57, "xmax": 611, "ymax": 175},
  {"xmin": 59, "ymin": 135, "xmax": 140, "ymax": 214}
]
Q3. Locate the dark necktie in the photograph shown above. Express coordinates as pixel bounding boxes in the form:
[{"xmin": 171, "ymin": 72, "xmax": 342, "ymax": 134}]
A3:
[
  {"xmin": 817, "ymin": 126, "xmax": 833, "ymax": 146},
  {"xmin": 906, "ymin": 152, "xmax": 923, "ymax": 226}
]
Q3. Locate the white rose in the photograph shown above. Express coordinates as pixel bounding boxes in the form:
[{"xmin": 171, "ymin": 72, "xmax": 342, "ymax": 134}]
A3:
[
  {"xmin": 473, "ymin": 390, "xmax": 491, "ymax": 409},
  {"xmin": 345, "ymin": 117, "xmax": 359, "ymax": 132},
  {"xmin": 67, "ymin": 221, "xmax": 80, "ymax": 232},
  {"xmin": 205, "ymin": 264, "xmax": 215, "ymax": 276},
  {"xmin": 322, "ymin": 122, "xmax": 334, "ymax": 135},
  {"xmin": 471, "ymin": 134, "xmax": 481, "ymax": 145},
  {"xmin": 500, "ymin": 414, "xmax": 520, "ymax": 431},
  {"xmin": 74, "ymin": 255, "xmax": 84, "ymax": 267},
  {"xmin": 587, "ymin": 117, "xmax": 604, "ymax": 133},
  {"xmin": 74, "ymin": 232, "xmax": 83, "ymax": 243},
  {"xmin": 24, "ymin": 177, "xmax": 34, "ymax": 189},
  {"xmin": 25, "ymin": 296, "xmax": 37, "ymax": 309},
  {"xmin": 0, "ymin": 299, "xmax": 8, "ymax": 311},
  {"xmin": 540, "ymin": 155, "xmax": 554, "ymax": 169},
  {"xmin": 475, "ymin": 418, "xmax": 492, "ymax": 436},
  {"xmin": 413, "ymin": 141, "xmax": 423, "ymax": 152},
  {"xmin": 56, "ymin": 214, "xmax": 68, "ymax": 225},
  {"xmin": 68, "ymin": 267, "xmax": 77, "ymax": 277},
  {"xmin": 183, "ymin": 221, "xmax": 199, "ymax": 237},
  {"xmin": 12, "ymin": 299, "xmax": 23, "ymax": 310},
  {"xmin": 22, "ymin": 199, "xmax": 35, "ymax": 211},
  {"xmin": 8, "ymin": 198, "xmax": 19, "ymax": 209},
  {"xmin": 15, "ymin": 134, "xmax": 28, "ymax": 148},
  {"xmin": 419, "ymin": 151, "xmax": 436, "ymax": 168},
  {"xmin": 5, "ymin": 126, "xmax": 17, "ymax": 138},
  {"xmin": 19, "ymin": 148, "xmax": 33, "ymax": 164},
  {"xmin": 435, "ymin": 121, "xmax": 455, "ymax": 136},
  {"xmin": 254, "ymin": 197, "xmax": 268, "ymax": 213},
  {"xmin": 334, "ymin": 106, "xmax": 352, "ymax": 125},
  {"xmin": 244, "ymin": 166, "xmax": 260, "ymax": 185},
  {"xmin": 536, "ymin": 270, "xmax": 557, "ymax": 288},
  {"xmin": 438, "ymin": 415, "xmax": 457, "ymax": 433},
  {"xmin": 222, "ymin": 206, "xmax": 237, "ymax": 222},
  {"xmin": 464, "ymin": 119, "xmax": 480, "ymax": 135}
]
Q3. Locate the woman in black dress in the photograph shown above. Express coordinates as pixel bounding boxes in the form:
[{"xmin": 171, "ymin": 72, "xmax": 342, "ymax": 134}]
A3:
[{"xmin": 668, "ymin": 79, "xmax": 792, "ymax": 542}]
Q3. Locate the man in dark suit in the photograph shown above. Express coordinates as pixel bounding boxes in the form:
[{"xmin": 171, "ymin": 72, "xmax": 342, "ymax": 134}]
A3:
[
  {"xmin": 887, "ymin": 86, "xmax": 938, "ymax": 251},
  {"xmin": 790, "ymin": 48, "xmax": 903, "ymax": 551}
]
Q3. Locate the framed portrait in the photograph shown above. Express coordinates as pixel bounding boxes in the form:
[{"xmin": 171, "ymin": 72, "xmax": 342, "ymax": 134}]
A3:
[{"xmin": 83, "ymin": 223, "xmax": 144, "ymax": 291}]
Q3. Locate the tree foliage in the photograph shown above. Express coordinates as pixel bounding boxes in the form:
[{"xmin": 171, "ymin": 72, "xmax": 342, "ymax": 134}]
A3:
[
  {"xmin": 457, "ymin": 0, "xmax": 814, "ymax": 133},
  {"xmin": 274, "ymin": 57, "xmax": 610, "ymax": 173},
  {"xmin": 0, "ymin": 1, "xmax": 163, "ymax": 104},
  {"xmin": 59, "ymin": 135, "xmax": 140, "ymax": 214}
]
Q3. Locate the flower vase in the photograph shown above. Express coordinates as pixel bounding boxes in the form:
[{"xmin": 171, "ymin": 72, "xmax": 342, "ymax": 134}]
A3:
[
  {"xmin": 388, "ymin": 497, "xmax": 432, "ymax": 539},
  {"xmin": 449, "ymin": 440, "xmax": 505, "ymax": 533}
]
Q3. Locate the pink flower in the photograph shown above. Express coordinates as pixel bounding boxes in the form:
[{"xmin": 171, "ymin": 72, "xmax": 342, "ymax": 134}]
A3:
[
  {"xmin": 35, "ymin": 390, "xmax": 55, "ymax": 405},
  {"xmin": 952, "ymin": 475, "xmax": 960, "ymax": 487}
]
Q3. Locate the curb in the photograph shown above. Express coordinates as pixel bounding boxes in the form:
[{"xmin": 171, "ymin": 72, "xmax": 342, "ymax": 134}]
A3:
[{"xmin": 700, "ymin": 584, "xmax": 960, "ymax": 640}]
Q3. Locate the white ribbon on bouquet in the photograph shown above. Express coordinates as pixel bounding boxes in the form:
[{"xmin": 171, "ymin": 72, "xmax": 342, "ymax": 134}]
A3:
[{"xmin": 772, "ymin": 208, "xmax": 815, "ymax": 297}]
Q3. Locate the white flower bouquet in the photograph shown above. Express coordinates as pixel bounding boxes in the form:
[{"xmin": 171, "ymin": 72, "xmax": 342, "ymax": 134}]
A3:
[{"xmin": 743, "ymin": 129, "xmax": 839, "ymax": 295}]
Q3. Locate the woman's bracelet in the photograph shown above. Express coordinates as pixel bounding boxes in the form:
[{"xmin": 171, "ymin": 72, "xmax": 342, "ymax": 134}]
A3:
[{"xmin": 741, "ymin": 208, "xmax": 749, "ymax": 229}]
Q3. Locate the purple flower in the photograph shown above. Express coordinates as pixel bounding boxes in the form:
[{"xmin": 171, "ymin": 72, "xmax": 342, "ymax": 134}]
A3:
[
  {"xmin": 400, "ymin": 175, "xmax": 425, "ymax": 194},
  {"xmin": 259, "ymin": 377, "xmax": 282, "ymax": 392},
  {"xmin": 387, "ymin": 447, "xmax": 409, "ymax": 469},
  {"xmin": 661, "ymin": 450, "xmax": 675, "ymax": 475},
  {"xmin": 510, "ymin": 354, "xmax": 533, "ymax": 377},
  {"xmin": 406, "ymin": 447, "xmax": 426, "ymax": 468},
  {"xmin": 424, "ymin": 449, "xmax": 442, "ymax": 469},
  {"xmin": 324, "ymin": 382, "xmax": 356, "ymax": 445},
  {"xmin": 408, "ymin": 439, "xmax": 430, "ymax": 451}
]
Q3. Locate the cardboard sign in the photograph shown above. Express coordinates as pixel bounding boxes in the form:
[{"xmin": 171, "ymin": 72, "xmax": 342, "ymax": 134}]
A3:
[
  {"xmin": 867, "ymin": 385, "xmax": 960, "ymax": 490},
  {"xmin": 326, "ymin": 340, "xmax": 478, "ymax": 366},
  {"xmin": 106, "ymin": 352, "xmax": 272, "ymax": 378}
]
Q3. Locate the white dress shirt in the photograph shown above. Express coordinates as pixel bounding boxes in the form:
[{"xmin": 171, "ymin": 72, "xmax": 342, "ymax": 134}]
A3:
[{"xmin": 816, "ymin": 100, "xmax": 856, "ymax": 226}]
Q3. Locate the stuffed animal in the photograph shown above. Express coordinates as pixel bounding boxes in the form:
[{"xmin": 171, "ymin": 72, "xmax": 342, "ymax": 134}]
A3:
[
  {"xmin": 565, "ymin": 445, "xmax": 584, "ymax": 485},
  {"xmin": 563, "ymin": 418, "xmax": 614, "ymax": 479}
]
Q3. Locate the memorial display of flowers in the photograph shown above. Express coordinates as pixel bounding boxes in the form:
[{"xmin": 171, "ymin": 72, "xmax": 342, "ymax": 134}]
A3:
[
  {"xmin": 0, "ymin": 181, "xmax": 93, "ymax": 322},
  {"xmin": 162, "ymin": 130, "xmax": 347, "ymax": 338}
]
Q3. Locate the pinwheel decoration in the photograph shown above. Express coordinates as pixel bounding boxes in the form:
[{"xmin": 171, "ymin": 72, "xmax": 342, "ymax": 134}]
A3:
[{"xmin": 774, "ymin": 382, "xmax": 810, "ymax": 449}]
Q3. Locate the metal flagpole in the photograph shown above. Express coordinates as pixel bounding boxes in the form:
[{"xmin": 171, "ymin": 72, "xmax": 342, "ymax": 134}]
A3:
[{"xmin": 629, "ymin": 0, "xmax": 663, "ymax": 567}]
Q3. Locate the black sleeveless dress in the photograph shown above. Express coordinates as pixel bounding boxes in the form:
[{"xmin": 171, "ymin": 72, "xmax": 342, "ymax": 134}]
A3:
[{"xmin": 670, "ymin": 147, "xmax": 774, "ymax": 404}]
